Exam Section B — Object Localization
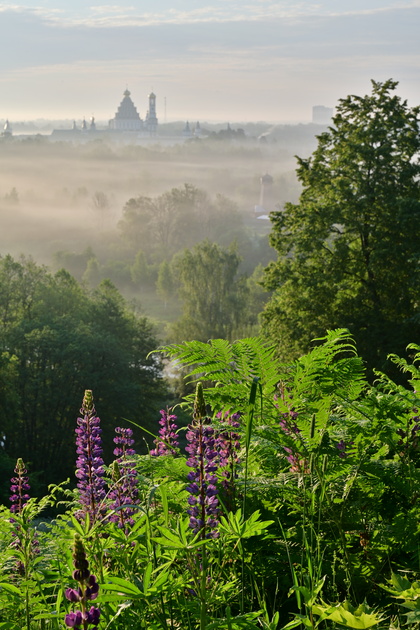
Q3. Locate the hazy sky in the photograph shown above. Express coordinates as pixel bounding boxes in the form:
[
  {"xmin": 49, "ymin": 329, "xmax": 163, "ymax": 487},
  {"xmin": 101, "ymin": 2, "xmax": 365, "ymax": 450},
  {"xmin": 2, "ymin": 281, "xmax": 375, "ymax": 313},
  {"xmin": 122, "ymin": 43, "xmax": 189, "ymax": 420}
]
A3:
[{"xmin": 1, "ymin": 1, "xmax": 419, "ymax": 123}]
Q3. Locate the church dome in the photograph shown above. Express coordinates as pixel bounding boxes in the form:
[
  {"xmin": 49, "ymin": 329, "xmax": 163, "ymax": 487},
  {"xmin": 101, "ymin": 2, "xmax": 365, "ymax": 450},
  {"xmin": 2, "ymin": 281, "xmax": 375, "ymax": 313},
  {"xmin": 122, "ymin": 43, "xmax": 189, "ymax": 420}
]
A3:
[{"xmin": 109, "ymin": 88, "xmax": 144, "ymax": 131}]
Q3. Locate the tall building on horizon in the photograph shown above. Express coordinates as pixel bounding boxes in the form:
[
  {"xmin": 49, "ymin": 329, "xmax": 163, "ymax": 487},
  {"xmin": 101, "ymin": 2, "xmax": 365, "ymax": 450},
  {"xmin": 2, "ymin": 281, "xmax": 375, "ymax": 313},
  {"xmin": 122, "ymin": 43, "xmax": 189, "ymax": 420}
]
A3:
[
  {"xmin": 312, "ymin": 105, "xmax": 333, "ymax": 125},
  {"xmin": 109, "ymin": 89, "xmax": 144, "ymax": 131},
  {"xmin": 145, "ymin": 92, "xmax": 158, "ymax": 135}
]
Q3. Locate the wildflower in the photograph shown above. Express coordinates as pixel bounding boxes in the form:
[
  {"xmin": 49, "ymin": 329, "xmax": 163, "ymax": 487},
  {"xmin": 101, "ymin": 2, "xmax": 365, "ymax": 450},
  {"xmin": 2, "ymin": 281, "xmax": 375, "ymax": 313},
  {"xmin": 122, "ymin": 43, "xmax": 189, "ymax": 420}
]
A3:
[
  {"xmin": 9, "ymin": 458, "xmax": 30, "ymax": 514},
  {"xmin": 335, "ymin": 439, "xmax": 355, "ymax": 459},
  {"xmin": 150, "ymin": 408, "xmax": 179, "ymax": 456},
  {"xmin": 185, "ymin": 384, "xmax": 220, "ymax": 539},
  {"xmin": 109, "ymin": 427, "xmax": 140, "ymax": 530},
  {"xmin": 64, "ymin": 534, "xmax": 100, "ymax": 628},
  {"xmin": 278, "ymin": 410, "xmax": 309, "ymax": 473},
  {"xmin": 74, "ymin": 390, "xmax": 107, "ymax": 525},
  {"xmin": 215, "ymin": 411, "xmax": 241, "ymax": 512}
]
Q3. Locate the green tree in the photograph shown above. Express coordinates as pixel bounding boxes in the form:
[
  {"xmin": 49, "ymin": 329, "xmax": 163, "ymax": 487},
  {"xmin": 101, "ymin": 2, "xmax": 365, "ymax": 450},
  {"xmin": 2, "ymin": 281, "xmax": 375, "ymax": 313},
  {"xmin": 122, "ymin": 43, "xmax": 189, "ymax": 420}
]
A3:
[
  {"xmin": 118, "ymin": 184, "xmax": 246, "ymax": 262},
  {"xmin": 82, "ymin": 256, "xmax": 101, "ymax": 288},
  {"xmin": 262, "ymin": 79, "xmax": 420, "ymax": 372},
  {"xmin": 156, "ymin": 260, "xmax": 174, "ymax": 309},
  {"xmin": 131, "ymin": 250, "xmax": 152, "ymax": 287},
  {"xmin": 171, "ymin": 240, "xmax": 246, "ymax": 342},
  {"xmin": 0, "ymin": 258, "xmax": 166, "ymax": 490}
]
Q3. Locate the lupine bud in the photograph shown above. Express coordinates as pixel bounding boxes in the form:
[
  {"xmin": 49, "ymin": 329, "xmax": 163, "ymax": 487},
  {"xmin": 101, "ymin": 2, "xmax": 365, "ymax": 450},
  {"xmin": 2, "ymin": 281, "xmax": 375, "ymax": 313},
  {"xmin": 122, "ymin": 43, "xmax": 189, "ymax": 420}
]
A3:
[
  {"xmin": 65, "ymin": 535, "xmax": 100, "ymax": 628},
  {"xmin": 9, "ymin": 458, "xmax": 30, "ymax": 513}
]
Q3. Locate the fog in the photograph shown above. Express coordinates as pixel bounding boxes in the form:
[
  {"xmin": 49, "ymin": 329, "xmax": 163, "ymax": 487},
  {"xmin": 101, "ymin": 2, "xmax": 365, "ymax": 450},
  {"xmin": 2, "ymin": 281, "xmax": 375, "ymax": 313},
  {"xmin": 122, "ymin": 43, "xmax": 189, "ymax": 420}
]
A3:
[{"xmin": 0, "ymin": 122, "xmax": 324, "ymax": 327}]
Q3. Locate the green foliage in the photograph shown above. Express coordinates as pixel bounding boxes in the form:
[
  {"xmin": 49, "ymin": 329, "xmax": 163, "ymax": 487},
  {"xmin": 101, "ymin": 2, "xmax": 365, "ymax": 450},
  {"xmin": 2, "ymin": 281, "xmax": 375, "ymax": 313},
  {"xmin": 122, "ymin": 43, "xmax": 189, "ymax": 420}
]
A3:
[
  {"xmin": 3, "ymin": 330, "xmax": 420, "ymax": 627},
  {"xmin": 262, "ymin": 79, "xmax": 420, "ymax": 374},
  {"xmin": 156, "ymin": 259, "xmax": 174, "ymax": 308},
  {"xmin": 118, "ymin": 183, "xmax": 246, "ymax": 261},
  {"xmin": 0, "ymin": 255, "xmax": 167, "ymax": 490},
  {"xmin": 170, "ymin": 240, "xmax": 248, "ymax": 342}
]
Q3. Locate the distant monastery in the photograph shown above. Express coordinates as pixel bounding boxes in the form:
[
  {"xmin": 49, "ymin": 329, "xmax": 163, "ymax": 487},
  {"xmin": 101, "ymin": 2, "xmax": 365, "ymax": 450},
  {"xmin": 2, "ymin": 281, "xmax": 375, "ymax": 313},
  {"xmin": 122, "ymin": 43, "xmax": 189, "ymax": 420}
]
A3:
[
  {"xmin": 109, "ymin": 89, "xmax": 158, "ymax": 134},
  {"xmin": 50, "ymin": 89, "xmax": 159, "ymax": 140},
  {"xmin": 2, "ymin": 89, "xmax": 206, "ymax": 143}
]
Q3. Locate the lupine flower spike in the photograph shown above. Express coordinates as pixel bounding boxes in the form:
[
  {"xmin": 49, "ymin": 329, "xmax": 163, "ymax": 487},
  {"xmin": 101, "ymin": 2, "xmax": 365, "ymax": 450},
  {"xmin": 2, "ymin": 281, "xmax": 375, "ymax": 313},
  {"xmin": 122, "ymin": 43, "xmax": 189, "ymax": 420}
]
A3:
[
  {"xmin": 9, "ymin": 458, "xmax": 30, "ymax": 514},
  {"xmin": 74, "ymin": 390, "xmax": 107, "ymax": 525},
  {"xmin": 215, "ymin": 412, "xmax": 241, "ymax": 513},
  {"xmin": 64, "ymin": 534, "xmax": 100, "ymax": 628},
  {"xmin": 9, "ymin": 458, "xmax": 39, "ymax": 573},
  {"xmin": 279, "ymin": 410, "xmax": 309, "ymax": 474},
  {"xmin": 185, "ymin": 383, "xmax": 220, "ymax": 539},
  {"xmin": 150, "ymin": 408, "xmax": 179, "ymax": 456},
  {"xmin": 109, "ymin": 427, "xmax": 140, "ymax": 530}
]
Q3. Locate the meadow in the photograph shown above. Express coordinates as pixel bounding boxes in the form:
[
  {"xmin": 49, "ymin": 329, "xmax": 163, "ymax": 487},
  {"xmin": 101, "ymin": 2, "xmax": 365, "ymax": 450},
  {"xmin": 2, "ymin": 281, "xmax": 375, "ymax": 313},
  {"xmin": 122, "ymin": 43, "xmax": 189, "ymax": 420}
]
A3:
[{"xmin": 1, "ymin": 330, "xmax": 420, "ymax": 629}]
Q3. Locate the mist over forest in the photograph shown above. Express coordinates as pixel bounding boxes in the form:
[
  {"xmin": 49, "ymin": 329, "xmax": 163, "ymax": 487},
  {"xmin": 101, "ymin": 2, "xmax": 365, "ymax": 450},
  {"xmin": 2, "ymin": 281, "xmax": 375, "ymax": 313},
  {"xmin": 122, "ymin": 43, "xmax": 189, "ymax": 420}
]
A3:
[{"xmin": 0, "ymin": 122, "xmax": 324, "ymax": 339}]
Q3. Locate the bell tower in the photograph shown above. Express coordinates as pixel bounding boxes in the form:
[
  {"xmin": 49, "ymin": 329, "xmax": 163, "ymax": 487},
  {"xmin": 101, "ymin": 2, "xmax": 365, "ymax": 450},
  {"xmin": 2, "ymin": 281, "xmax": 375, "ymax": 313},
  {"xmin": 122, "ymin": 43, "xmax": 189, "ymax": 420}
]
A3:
[{"xmin": 146, "ymin": 92, "xmax": 158, "ymax": 135}]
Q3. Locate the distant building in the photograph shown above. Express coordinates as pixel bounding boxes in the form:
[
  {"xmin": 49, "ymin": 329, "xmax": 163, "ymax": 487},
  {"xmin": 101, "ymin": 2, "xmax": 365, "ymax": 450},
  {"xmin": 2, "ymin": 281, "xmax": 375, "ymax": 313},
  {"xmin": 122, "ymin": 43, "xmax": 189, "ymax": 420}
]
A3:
[
  {"xmin": 50, "ymin": 88, "xmax": 159, "ymax": 141},
  {"xmin": 109, "ymin": 89, "xmax": 143, "ymax": 131},
  {"xmin": 2, "ymin": 119, "xmax": 12, "ymax": 137},
  {"xmin": 145, "ymin": 92, "xmax": 158, "ymax": 135},
  {"xmin": 183, "ymin": 121, "xmax": 192, "ymax": 137},
  {"xmin": 254, "ymin": 172, "xmax": 274, "ymax": 217},
  {"xmin": 312, "ymin": 105, "xmax": 333, "ymax": 125}
]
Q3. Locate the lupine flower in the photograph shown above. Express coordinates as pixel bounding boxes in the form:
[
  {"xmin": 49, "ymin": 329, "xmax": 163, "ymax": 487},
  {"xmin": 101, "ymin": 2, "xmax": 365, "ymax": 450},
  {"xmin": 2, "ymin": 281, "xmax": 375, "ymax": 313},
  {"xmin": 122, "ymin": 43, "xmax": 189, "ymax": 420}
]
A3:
[
  {"xmin": 335, "ymin": 439, "xmax": 355, "ymax": 459},
  {"xmin": 278, "ymin": 410, "xmax": 309, "ymax": 474},
  {"xmin": 64, "ymin": 534, "xmax": 100, "ymax": 628},
  {"xmin": 215, "ymin": 411, "xmax": 241, "ymax": 512},
  {"xmin": 185, "ymin": 384, "xmax": 220, "ymax": 539},
  {"xmin": 9, "ymin": 458, "xmax": 38, "ymax": 574},
  {"xmin": 150, "ymin": 408, "xmax": 179, "ymax": 456},
  {"xmin": 279, "ymin": 410, "xmax": 300, "ymax": 436},
  {"xmin": 9, "ymin": 458, "xmax": 30, "ymax": 514},
  {"xmin": 108, "ymin": 427, "xmax": 140, "ymax": 530},
  {"xmin": 74, "ymin": 390, "xmax": 107, "ymax": 525}
]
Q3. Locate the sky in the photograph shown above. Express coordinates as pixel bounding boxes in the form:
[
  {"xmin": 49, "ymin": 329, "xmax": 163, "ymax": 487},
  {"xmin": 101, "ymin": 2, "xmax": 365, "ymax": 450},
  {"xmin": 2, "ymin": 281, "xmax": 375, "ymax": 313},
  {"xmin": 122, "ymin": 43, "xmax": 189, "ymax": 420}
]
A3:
[{"xmin": 1, "ymin": 1, "xmax": 419, "ymax": 123}]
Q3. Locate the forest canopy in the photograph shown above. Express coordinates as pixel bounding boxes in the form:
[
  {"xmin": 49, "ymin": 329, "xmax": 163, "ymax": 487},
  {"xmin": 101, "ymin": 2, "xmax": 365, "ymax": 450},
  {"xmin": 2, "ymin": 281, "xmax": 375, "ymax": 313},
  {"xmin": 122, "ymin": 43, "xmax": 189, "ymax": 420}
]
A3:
[{"xmin": 0, "ymin": 255, "xmax": 166, "ymax": 495}]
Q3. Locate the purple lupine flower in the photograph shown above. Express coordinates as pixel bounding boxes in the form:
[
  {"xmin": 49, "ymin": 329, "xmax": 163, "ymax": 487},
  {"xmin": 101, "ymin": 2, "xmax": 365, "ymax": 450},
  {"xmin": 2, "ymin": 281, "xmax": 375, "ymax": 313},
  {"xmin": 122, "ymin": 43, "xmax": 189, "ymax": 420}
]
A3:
[
  {"xmin": 64, "ymin": 534, "xmax": 100, "ymax": 629},
  {"xmin": 215, "ymin": 411, "xmax": 241, "ymax": 513},
  {"xmin": 185, "ymin": 384, "xmax": 220, "ymax": 539},
  {"xmin": 113, "ymin": 427, "xmax": 136, "ymax": 459},
  {"xmin": 278, "ymin": 410, "xmax": 309, "ymax": 473},
  {"xmin": 335, "ymin": 439, "xmax": 355, "ymax": 459},
  {"xmin": 279, "ymin": 410, "xmax": 300, "ymax": 436},
  {"xmin": 108, "ymin": 427, "xmax": 140, "ymax": 531},
  {"xmin": 9, "ymin": 458, "xmax": 39, "ymax": 575},
  {"xmin": 9, "ymin": 458, "xmax": 30, "ymax": 514},
  {"xmin": 74, "ymin": 390, "xmax": 107, "ymax": 525},
  {"xmin": 150, "ymin": 408, "xmax": 179, "ymax": 456}
]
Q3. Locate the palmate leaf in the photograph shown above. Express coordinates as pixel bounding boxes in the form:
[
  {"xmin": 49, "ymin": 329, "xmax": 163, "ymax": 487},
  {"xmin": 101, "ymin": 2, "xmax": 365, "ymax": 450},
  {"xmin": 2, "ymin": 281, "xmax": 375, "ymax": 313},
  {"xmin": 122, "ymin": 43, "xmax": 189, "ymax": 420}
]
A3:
[
  {"xmin": 312, "ymin": 600, "xmax": 384, "ymax": 629},
  {"xmin": 219, "ymin": 509, "xmax": 274, "ymax": 540},
  {"xmin": 380, "ymin": 572, "xmax": 420, "ymax": 606}
]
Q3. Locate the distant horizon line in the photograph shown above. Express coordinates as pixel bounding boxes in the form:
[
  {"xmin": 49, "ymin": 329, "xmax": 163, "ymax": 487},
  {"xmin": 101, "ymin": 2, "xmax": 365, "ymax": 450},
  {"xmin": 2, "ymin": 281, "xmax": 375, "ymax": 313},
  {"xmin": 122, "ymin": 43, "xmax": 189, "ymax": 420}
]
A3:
[{"xmin": 1, "ymin": 117, "xmax": 321, "ymax": 127}]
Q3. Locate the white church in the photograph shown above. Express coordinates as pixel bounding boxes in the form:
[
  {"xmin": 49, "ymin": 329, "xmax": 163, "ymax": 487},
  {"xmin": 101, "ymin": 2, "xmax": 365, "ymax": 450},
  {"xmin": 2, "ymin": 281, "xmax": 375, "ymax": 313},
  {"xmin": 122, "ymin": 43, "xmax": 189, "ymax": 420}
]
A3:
[{"xmin": 109, "ymin": 89, "xmax": 158, "ymax": 134}]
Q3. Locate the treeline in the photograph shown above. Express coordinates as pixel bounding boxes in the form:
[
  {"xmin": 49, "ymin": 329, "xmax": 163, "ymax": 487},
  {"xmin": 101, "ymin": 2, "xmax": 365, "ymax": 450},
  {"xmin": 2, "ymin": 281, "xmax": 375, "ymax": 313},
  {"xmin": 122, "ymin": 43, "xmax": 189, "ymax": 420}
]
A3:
[
  {"xmin": 0, "ymin": 256, "xmax": 167, "ymax": 498},
  {"xmin": 53, "ymin": 184, "xmax": 272, "ymax": 341}
]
